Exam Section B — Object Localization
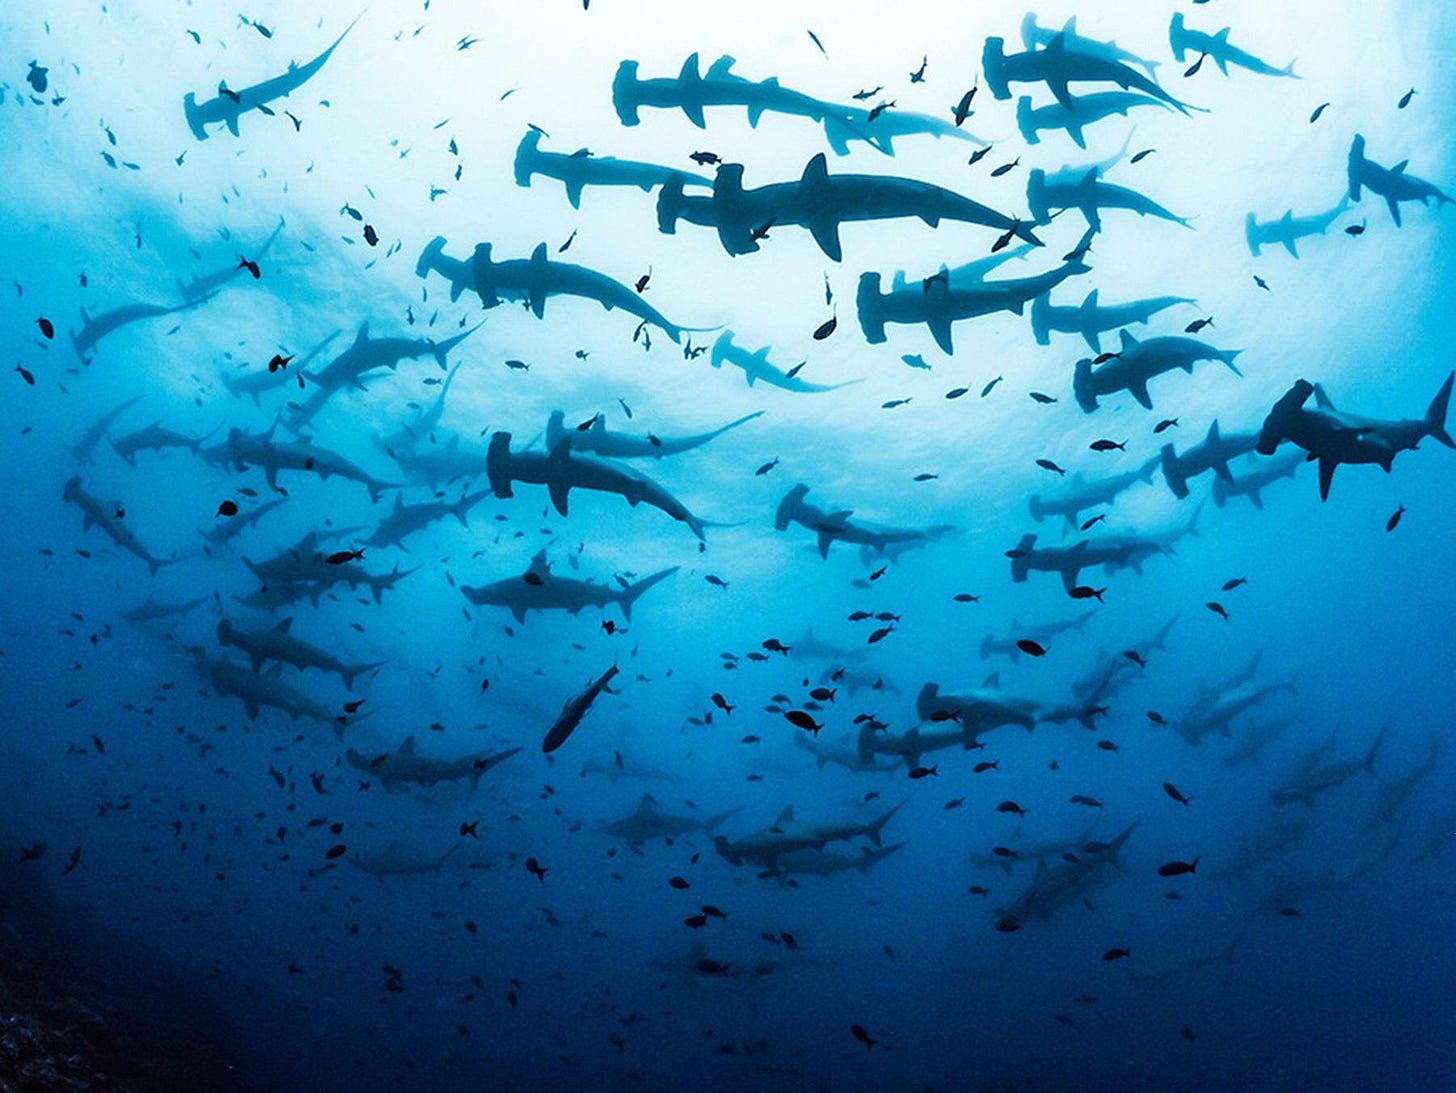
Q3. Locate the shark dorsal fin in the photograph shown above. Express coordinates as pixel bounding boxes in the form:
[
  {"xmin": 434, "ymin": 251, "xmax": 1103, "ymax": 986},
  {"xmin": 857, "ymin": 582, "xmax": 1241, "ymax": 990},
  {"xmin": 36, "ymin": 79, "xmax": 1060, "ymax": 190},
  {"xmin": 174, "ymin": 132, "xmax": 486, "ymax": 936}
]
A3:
[
  {"xmin": 801, "ymin": 153, "xmax": 830, "ymax": 184},
  {"xmin": 1391, "ymin": 159, "xmax": 1409, "ymax": 175},
  {"xmin": 1082, "ymin": 167, "xmax": 1100, "ymax": 186},
  {"xmin": 1214, "ymin": 27, "xmax": 1231, "ymax": 43},
  {"xmin": 1118, "ymin": 328, "xmax": 1138, "ymax": 350},
  {"xmin": 1081, "ymin": 288, "xmax": 1100, "ymax": 311},
  {"xmin": 354, "ymin": 322, "xmax": 370, "ymax": 345},
  {"xmin": 775, "ymin": 805, "xmax": 795, "ymax": 825},
  {"xmin": 274, "ymin": 617, "xmax": 293, "ymax": 632},
  {"xmin": 679, "ymin": 53, "xmax": 702, "ymax": 81},
  {"xmin": 590, "ymin": 415, "xmax": 606, "ymax": 432},
  {"xmin": 1206, "ymin": 420, "xmax": 1221, "ymax": 443},
  {"xmin": 983, "ymin": 671, "xmax": 1000, "ymax": 689},
  {"xmin": 636, "ymin": 793, "xmax": 655, "ymax": 812},
  {"xmin": 705, "ymin": 55, "xmax": 735, "ymax": 79},
  {"xmin": 398, "ymin": 735, "xmax": 416, "ymax": 753},
  {"xmin": 526, "ymin": 549, "xmax": 552, "ymax": 577}
]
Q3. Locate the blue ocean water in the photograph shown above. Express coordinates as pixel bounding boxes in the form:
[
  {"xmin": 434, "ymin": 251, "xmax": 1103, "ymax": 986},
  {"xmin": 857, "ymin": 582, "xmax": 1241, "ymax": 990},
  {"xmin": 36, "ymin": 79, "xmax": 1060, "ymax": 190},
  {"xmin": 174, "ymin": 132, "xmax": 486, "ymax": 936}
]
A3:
[{"xmin": 2, "ymin": 2, "xmax": 1455, "ymax": 1090}]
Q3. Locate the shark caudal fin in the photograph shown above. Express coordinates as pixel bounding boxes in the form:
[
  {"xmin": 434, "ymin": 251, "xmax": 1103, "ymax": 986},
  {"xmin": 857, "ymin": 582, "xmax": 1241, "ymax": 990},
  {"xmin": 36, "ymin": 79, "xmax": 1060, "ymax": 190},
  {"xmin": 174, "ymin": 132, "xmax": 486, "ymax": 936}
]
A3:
[
  {"xmin": 866, "ymin": 797, "xmax": 910, "ymax": 846},
  {"xmin": 620, "ymin": 567, "xmax": 680, "ymax": 620},
  {"xmin": 430, "ymin": 322, "xmax": 482, "ymax": 369},
  {"xmin": 855, "ymin": 273, "xmax": 888, "ymax": 344},
  {"xmin": 341, "ymin": 660, "xmax": 388, "ymax": 690},
  {"xmin": 1424, "ymin": 371, "xmax": 1455, "ymax": 447}
]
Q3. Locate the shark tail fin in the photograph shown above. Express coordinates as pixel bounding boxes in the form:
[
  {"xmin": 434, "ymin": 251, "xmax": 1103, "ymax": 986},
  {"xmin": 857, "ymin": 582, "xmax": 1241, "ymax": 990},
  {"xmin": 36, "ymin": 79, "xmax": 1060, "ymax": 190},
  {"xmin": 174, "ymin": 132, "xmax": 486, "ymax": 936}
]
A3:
[
  {"xmin": 1424, "ymin": 371, "xmax": 1455, "ymax": 447},
  {"xmin": 342, "ymin": 660, "xmax": 388, "ymax": 690},
  {"xmin": 431, "ymin": 323, "xmax": 482, "ymax": 369},
  {"xmin": 867, "ymin": 797, "xmax": 911, "ymax": 847},
  {"xmin": 620, "ymin": 566, "xmax": 679, "ymax": 620}
]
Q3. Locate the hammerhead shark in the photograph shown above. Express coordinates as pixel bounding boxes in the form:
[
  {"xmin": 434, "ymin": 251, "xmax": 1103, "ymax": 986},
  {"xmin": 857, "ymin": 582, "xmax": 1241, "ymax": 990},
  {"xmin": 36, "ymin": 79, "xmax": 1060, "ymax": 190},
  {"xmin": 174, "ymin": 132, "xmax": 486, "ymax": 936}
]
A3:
[
  {"xmin": 389, "ymin": 432, "xmax": 490, "ymax": 490},
  {"xmin": 1007, "ymin": 530, "xmax": 1170, "ymax": 592},
  {"xmin": 980, "ymin": 611, "xmax": 1098, "ymax": 660},
  {"xmin": 657, "ymin": 154, "xmax": 1041, "ymax": 260},
  {"xmin": 1169, "ymin": 14, "xmax": 1298, "ymax": 78},
  {"xmin": 69, "ymin": 395, "xmax": 144, "ymax": 462},
  {"xmin": 486, "ymin": 434, "xmax": 709, "ymax": 540},
  {"xmin": 220, "ymin": 329, "xmax": 341, "ymax": 405},
  {"xmin": 1016, "ymin": 91, "xmax": 1172, "ymax": 149},
  {"xmin": 1074, "ymin": 328, "xmax": 1243, "ymax": 412},
  {"xmin": 1176, "ymin": 677, "xmax": 1297, "ymax": 747},
  {"xmin": 1210, "ymin": 450, "xmax": 1305, "ymax": 509},
  {"xmin": 216, "ymin": 617, "xmax": 385, "ymax": 689},
  {"xmin": 857, "ymin": 256, "xmax": 1089, "ymax": 354},
  {"xmin": 63, "ymin": 476, "xmax": 179, "ymax": 575},
  {"xmin": 712, "ymin": 799, "xmax": 907, "ymax": 874},
  {"xmin": 1271, "ymin": 729, "xmax": 1384, "ymax": 807},
  {"xmin": 1347, "ymin": 134, "xmax": 1453, "ymax": 227},
  {"xmin": 108, "ymin": 420, "xmax": 218, "ymax": 464},
  {"xmin": 544, "ymin": 409, "xmax": 764, "ymax": 459},
  {"xmin": 361, "ymin": 489, "xmax": 490, "ymax": 551},
  {"xmin": 347, "ymin": 844, "xmax": 458, "ymax": 879},
  {"xmin": 1030, "ymin": 289, "xmax": 1196, "ymax": 352},
  {"xmin": 513, "ymin": 129, "xmax": 711, "ymax": 208},
  {"xmin": 1028, "ymin": 167, "xmax": 1192, "ymax": 231},
  {"xmin": 774, "ymin": 484, "xmax": 953, "ymax": 559},
  {"xmin": 183, "ymin": 12, "xmax": 362, "ymax": 139},
  {"xmin": 378, "ymin": 363, "xmax": 462, "ymax": 453},
  {"xmin": 178, "ymin": 218, "xmax": 285, "ymax": 301},
  {"xmin": 1021, "ymin": 14, "xmax": 1161, "ymax": 76},
  {"xmin": 983, "ymin": 32, "xmax": 1191, "ymax": 113},
  {"xmin": 1001, "ymin": 821, "xmax": 1139, "ymax": 924},
  {"xmin": 344, "ymin": 737, "xmax": 520, "ymax": 792},
  {"xmin": 71, "ymin": 294, "xmax": 215, "ymax": 362},
  {"xmin": 542, "ymin": 664, "xmax": 620, "ymax": 753},
  {"xmin": 459, "ymin": 550, "xmax": 679, "ymax": 623},
  {"xmin": 223, "ymin": 424, "xmax": 401, "ymax": 501},
  {"xmin": 1159, "ymin": 420, "xmax": 1260, "ymax": 499},
  {"xmin": 201, "ymin": 654, "xmax": 350, "ymax": 735},
  {"xmin": 1256, "ymin": 372, "xmax": 1454, "ymax": 499},
  {"xmin": 415, "ymin": 237, "xmax": 711, "ymax": 343},
  {"xmin": 916, "ymin": 677, "xmax": 1042, "ymax": 738},
  {"xmin": 709, "ymin": 331, "xmax": 862, "ymax": 392},
  {"xmin": 1245, "ymin": 199, "xmax": 1349, "ymax": 257},
  {"xmin": 598, "ymin": 794, "xmax": 743, "ymax": 844}
]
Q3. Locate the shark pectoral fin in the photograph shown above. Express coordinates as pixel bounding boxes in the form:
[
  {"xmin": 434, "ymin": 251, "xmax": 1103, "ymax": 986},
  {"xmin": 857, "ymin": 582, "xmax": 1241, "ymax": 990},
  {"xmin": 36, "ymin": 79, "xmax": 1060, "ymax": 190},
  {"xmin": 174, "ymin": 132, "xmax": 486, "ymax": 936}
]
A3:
[
  {"xmin": 1213, "ymin": 461, "xmax": 1235, "ymax": 484},
  {"xmin": 1317, "ymin": 457, "xmax": 1336, "ymax": 500},
  {"xmin": 1282, "ymin": 238, "xmax": 1299, "ymax": 258},
  {"xmin": 816, "ymin": 532, "xmax": 834, "ymax": 558},
  {"xmin": 565, "ymin": 181, "xmax": 584, "ymax": 209},
  {"xmin": 226, "ymin": 113, "xmax": 241, "ymax": 137},
  {"xmin": 1129, "ymin": 381, "xmax": 1153, "ymax": 409},
  {"xmin": 684, "ymin": 102, "xmax": 706, "ymax": 128},
  {"xmin": 807, "ymin": 221, "xmax": 843, "ymax": 262},
  {"xmin": 548, "ymin": 481, "xmax": 571, "ymax": 516},
  {"xmin": 929, "ymin": 319, "xmax": 955, "ymax": 355},
  {"xmin": 1386, "ymin": 195, "xmax": 1402, "ymax": 226}
]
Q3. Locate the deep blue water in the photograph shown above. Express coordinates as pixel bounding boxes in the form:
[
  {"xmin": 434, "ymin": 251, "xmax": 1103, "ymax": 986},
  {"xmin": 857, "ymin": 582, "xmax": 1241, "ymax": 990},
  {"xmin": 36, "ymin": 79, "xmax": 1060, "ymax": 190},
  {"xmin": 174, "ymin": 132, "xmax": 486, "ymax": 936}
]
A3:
[{"xmin": 3, "ymin": 3, "xmax": 1455, "ymax": 1090}]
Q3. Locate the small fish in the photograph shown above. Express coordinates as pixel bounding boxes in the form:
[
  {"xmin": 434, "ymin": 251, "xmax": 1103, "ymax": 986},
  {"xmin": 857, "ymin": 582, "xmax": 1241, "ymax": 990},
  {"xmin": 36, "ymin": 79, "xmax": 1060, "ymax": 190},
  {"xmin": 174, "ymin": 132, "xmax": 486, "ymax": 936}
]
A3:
[
  {"xmin": 913, "ymin": 472, "xmax": 939, "ymax": 482},
  {"xmin": 1184, "ymin": 52, "xmax": 1207, "ymax": 77},
  {"xmin": 63, "ymin": 847, "xmax": 82, "ymax": 875},
  {"xmin": 1154, "ymin": 418, "xmax": 1179, "ymax": 434},
  {"xmin": 1036, "ymin": 459, "xmax": 1066, "ymax": 476},
  {"xmin": 1093, "ymin": 351, "xmax": 1121, "ymax": 364},
  {"xmin": 909, "ymin": 56, "xmax": 927, "ymax": 83},
  {"xmin": 867, "ymin": 625, "xmax": 894, "ymax": 644},
  {"xmin": 953, "ymin": 593, "xmax": 979, "ymax": 603},
  {"xmin": 867, "ymin": 100, "xmax": 895, "ymax": 122},
  {"xmin": 1096, "ymin": 740, "xmax": 1119, "ymax": 752},
  {"xmin": 1181, "ymin": 1027, "xmax": 1197, "ymax": 1043},
  {"xmin": 689, "ymin": 151, "xmax": 721, "ymax": 165},
  {"xmin": 1102, "ymin": 948, "xmax": 1131, "ymax": 961},
  {"xmin": 1163, "ymin": 782, "xmax": 1191, "ymax": 806},
  {"xmin": 784, "ymin": 710, "xmax": 822, "ymax": 735},
  {"xmin": 1279, "ymin": 906, "xmax": 1301, "ymax": 918},
  {"xmin": 945, "ymin": 387, "xmax": 969, "ymax": 399},
  {"xmin": 881, "ymin": 399, "xmax": 912, "ymax": 409},
  {"xmin": 1398, "ymin": 88, "xmax": 1416, "ymax": 109},
  {"xmin": 1205, "ymin": 601, "xmax": 1229, "ymax": 621},
  {"xmin": 216, "ymin": 500, "xmax": 239, "ymax": 517},
  {"xmin": 634, "ymin": 270, "xmax": 651, "ymax": 293},
  {"xmin": 908, "ymin": 765, "xmax": 938, "ymax": 779},
  {"xmin": 852, "ymin": 85, "xmax": 883, "ymax": 101},
  {"xmin": 850, "ymin": 1024, "xmax": 877, "ymax": 1050},
  {"xmin": 785, "ymin": 361, "xmax": 806, "ymax": 378},
  {"xmin": 967, "ymin": 146, "xmax": 993, "ymax": 166},
  {"xmin": 952, "ymin": 84, "xmax": 978, "ymax": 126},
  {"xmin": 14, "ymin": 364, "xmax": 35, "ymax": 386},
  {"xmin": 1221, "ymin": 577, "xmax": 1247, "ymax": 591},
  {"xmin": 711, "ymin": 693, "xmax": 734, "ymax": 715},
  {"xmin": 526, "ymin": 857, "xmax": 548, "ymax": 883},
  {"xmin": 1069, "ymin": 794, "xmax": 1103, "ymax": 808},
  {"xmin": 1079, "ymin": 516, "xmax": 1106, "ymax": 532},
  {"xmin": 944, "ymin": 797, "xmax": 965, "ymax": 810},
  {"xmin": 1309, "ymin": 102, "xmax": 1330, "ymax": 123},
  {"xmin": 807, "ymin": 29, "xmax": 828, "ymax": 56},
  {"xmin": 504, "ymin": 359, "xmax": 530, "ymax": 371},
  {"xmin": 237, "ymin": 256, "xmax": 261, "ymax": 279},
  {"xmin": 1184, "ymin": 317, "xmax": 1214, "ymax": 334},
  {"xmin": 19, "ymin": 843, "xmax": 46, "ymax": 863},
  {"xmin": 286, "ymin": 111, "xmax": 302, "ymax": 131},
  {"xmin": 996, "ymin": 801, "xmax": 1027, "ymax": 817},
  {"xmin": 36, "ymin": 317, "xmax": 54, "ymax": 339},
  {"xmin": 1157, "ymin": 858, "xmax": 1199, "ymax": 877},
  {"xmin": 1089, "ymin": 439, "xmax": 1126, "ymax": 452},
  {"xmin": 809, "ymin": 687, "xmax": 836, "ymax": 702},
  {"xmin": 991, "ymin": 220, "xmax": 1020, "ymax": 253},
  {"xmin": 973, "ymin": 761, "xmax": 998, "ymax": 774},
  {"xmin": 1130, "ymin": 148, "xmax": 1156, "ymax": 164},
  {"xmin": 1029, "ymin": 391, "xmax": 1058, "ymax": 404},
  {"xmin": 981, "ymin": 376, "xmax": 1003, "ymax": 397},
  {"xmin": 1122, "ymin": 649, "xmax": 1147, "ymax": 669},
  {"xmin": 824, "ymin": 273, "xmax": 833, "ymax": 306},
  {"xmin": 755, "ymin": 457, "xmax": 780, "ymax": 476},
  {"xmin": 557, "ymin": 229, "xmax": 578, "ymax": 253},
  {"xmin": 1386, "ymin": 504, "xmax": 1406, "ymax": 532},
  {"xmin": 363, "ymin": 224, "xmax": 379, "ymax": 247},
  {"xmin": 901, "ymin": 353, "xmax": 931, "ymax": 371},
  {"xmin": 868, "ymin": 566, "xmax": 888, "ymax": 582},
  {"xmin": 1254, "ymin": 275, "xmax": 1271, "ymax": 292},
  {"xmin": 812, "ymin": 315, "xmax": 837, "ymax": 340},
  {"xmin": 994, "ymin": 913, "xmax": 1023, "ymax": 933},
  {"xmin": 1147, "ymin": 711, "xmax": 1167, "ymax": 727},
  {"xmin": 705, "ymin": 575, "xmax": 728, "ymax": 589},
  {"xmin": 990, "ymin": 157, "xmax": 1020, "ymax": 178},
  {"xmin": 326, "ymin": 550, "xmax": 364, "ymax": 565},
  {"xmin": 1016, "ymin": 639, "xmax": 1046, "ymax": 657},
  {"xmin": 1346, "ymin": 222, "xmax": 1366, "ymax": 236},
  {"xmin": 683, "ymin": 914, "xmax": 708, "ymax": 929},
  {"xmin": 26, "ymin": 61, "xmax": 48, "ymax": 94}
]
